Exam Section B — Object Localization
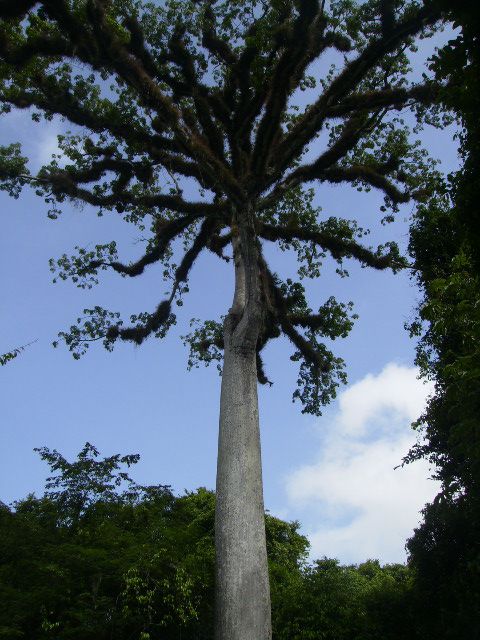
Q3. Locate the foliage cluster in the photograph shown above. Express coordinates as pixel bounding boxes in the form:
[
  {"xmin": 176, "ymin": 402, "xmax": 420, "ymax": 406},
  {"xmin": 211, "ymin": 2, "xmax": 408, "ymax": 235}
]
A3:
[
  {"xmin": 406, "ymin": 1, "xmax": 480, "ymax": 636},
  {"xmin": 0, "ymin": 341, "xmax": 36, "ymax": 366},
  {"xmin": 1, "ymin": 445, "xmax": 417, "ymax": 640}
]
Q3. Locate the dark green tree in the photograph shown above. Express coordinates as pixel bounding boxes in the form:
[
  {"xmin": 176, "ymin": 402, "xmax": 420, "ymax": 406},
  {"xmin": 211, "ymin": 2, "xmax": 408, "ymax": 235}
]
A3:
[
  {"xmin": 0, "ymin": 445, "xmax": 180, "ymax": 640},
  {"xmin": 1, "ymin": 444, "xmax": 310, "ymax": 640},
  {"xmin": 0, "ymin": 1, "xmax": 450, "ymax": 637},
  {"xmin": 272, "ymin": 558, "xmax": 416, "ymax": 640},
  {"xmin": 1, "ymin": 444, "xmax": 417, "ymax": 640},
  {"xmin": 34, "ymin": 442, "xmax": 144, "ymax": 521},
  {"xmin": 406, "ymin": 1, "xmax": 480, "ymax": 635}
]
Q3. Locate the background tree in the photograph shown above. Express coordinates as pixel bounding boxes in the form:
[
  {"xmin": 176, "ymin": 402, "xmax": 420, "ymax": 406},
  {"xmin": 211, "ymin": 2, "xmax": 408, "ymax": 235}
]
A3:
[
  {"xmin": 0, "ymin": 1, "xmax": 450, "ymax": 637},
  {"xmin": 1, "ymin": 444, "xmax": 417, "ymax": 640},
  {"xmin": 406, "ymin": 1, "xmax": 480, "ymax": 635}
]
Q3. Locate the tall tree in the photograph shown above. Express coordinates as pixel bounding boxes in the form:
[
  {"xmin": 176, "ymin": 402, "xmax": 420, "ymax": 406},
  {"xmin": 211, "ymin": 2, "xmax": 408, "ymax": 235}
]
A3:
[
  {"xmin": 0, "ymin": 1, "xmax": 449, "ymax": 637},
  {"xmin": 406, "ymin": 1, "xmax": 480, "ymax": 635}
]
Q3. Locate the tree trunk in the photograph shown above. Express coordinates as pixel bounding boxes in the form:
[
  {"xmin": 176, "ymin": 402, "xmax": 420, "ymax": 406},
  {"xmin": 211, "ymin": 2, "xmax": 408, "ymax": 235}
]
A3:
[{"xmin": 214, "ymin": 211, "xmax": 272, "ymax": 640}]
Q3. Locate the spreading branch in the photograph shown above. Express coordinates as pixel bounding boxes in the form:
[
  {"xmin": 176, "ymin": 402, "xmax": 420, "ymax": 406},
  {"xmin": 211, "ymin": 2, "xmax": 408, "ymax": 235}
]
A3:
[
  {"xmin": 261, "ymin": 110, "xmax": 386, "ymax": 198},
  {"xmin": 258, "ymin": 221, "xmax": 406, "ymax": 271},
  {"xmin": 41, "ymin": 168, "xmax": 224, "ymax": 216},
  {"xmin": 321, "ymin": 164, "xmax": 409, "ymax": 204},
  {"xmin": 105, "ymin": 216, "xmax": 219, "ymax": 345},
  {"xmin": 324, "ymin": 82, "xmax": 442, "ymax": 118},
  {"xmin": 87, "ymin": 214, "xmax": 200, "ymax": 277},
  {"xmin": 251, "ymin": 0, "xmax": 323, "ymax": 176},
  {"xmin": 261, "ymin": 261, "xmax": 331, "ymax": 372},
  {"xmin": 273, "ymin": 2, "xmax": 441, "ymax": 175}
]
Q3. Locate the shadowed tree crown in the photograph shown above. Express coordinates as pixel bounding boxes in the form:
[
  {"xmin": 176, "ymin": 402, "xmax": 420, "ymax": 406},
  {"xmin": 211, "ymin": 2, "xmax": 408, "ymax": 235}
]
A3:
[{"xmin": 0, "ymin": 0, "xmax": 448, "ymax": 414}]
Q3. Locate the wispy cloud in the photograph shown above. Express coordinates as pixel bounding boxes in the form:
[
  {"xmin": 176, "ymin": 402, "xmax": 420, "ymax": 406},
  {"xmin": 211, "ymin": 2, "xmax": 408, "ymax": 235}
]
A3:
[
  {"xmin": 285, "ymin": 363, "xmax": 438, "ymax": 564},
  {"xmin": 1, "ymin": 109, "xmax": 65, "ymax": 170},
  {"xmin": 33, "ymin": 127, "xmax": 64, "ymax": 168}
]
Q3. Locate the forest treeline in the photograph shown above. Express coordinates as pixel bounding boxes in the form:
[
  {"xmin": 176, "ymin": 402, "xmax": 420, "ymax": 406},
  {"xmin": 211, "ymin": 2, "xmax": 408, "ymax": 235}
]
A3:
[
  {"xmin": 403, "ymin": 1, "xmax": 480, "ymax": 636},
  {"xmin": 0, "ymin": 444, "xmax": 439, "ymax": 640}
]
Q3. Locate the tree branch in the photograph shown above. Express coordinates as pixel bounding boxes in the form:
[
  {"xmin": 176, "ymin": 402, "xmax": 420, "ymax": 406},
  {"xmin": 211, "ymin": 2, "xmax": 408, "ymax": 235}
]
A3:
[
  {"xmin": 88, "ymin": 213, "xmax": 200, "ymax": 277},
  {"xmin": 3, "ymin": 79, "xmax": 218, "ymax": 189},
  {"xmin": 274, "ymin": 2, "xmax": 441, "ymax": 175},
  {"xmin": 321, "ymin": 164, "xmax": 409, "ymax": 203},
  {"xmin": 261, "ymin": 262, "xmax": 331, "ymax": 371},
  {"xmin": 43, "ymin": 168, "xmax": 224, "ymax": 216},
  {"xmin": 380, "ymin": 0, "xmax": 396, "ymax": 37},
  {"xmin": 202, "ymin": 7, "xmax": 237, "ymax": 66},
  {"xmin": 105, "ymin": 217, "xmax": 219, "ymax": 345},
  {"xmin": 174, "ymin": 215, "xmax": 219, "ymax": 283},
  {"xmin": 324, "ymin": 81, "xmax": 441, "ymax": 118},
  {"xmin": 36, "ymin": 0, "xmax": 223, "ymax": 189},
  {"xmin": 122, "ymin": 14, "xmax": 165, "ymax": 82},
  {"xmin": 261, "ymin": 111, "xmax": 384, "ymax": 200},
  {"xmin": 107, "ymin": 300, "xmax": 173, "ymax": 345},
  {"xmin": 0, "ymin": 32, "xmax": 73, "ymax": 66},
  {"xmin": 257, "ymin": 221, "xmax": 406, "ymax": 270},
  {"xmin": 251, "ymin": 0, "xmax": 324, "ymax": 177}
]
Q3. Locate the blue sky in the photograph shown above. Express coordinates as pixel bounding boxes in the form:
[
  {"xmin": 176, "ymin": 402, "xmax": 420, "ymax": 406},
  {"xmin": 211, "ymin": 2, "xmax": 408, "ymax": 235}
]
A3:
[{"xmin": 0, "ymin": 24, "xmax": 459, "ymax": 564}]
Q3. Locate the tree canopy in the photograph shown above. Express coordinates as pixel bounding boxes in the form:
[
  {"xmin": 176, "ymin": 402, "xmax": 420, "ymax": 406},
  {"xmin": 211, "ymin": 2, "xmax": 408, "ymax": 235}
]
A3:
[{"xmin": 0, "ymin": 0, "xmax": 449, "ymax": 414}]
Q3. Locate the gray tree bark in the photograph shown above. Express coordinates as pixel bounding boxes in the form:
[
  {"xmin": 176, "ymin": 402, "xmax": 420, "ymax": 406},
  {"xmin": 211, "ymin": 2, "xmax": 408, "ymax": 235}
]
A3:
[{"xmin": 214, "ymin": 211, "xmax": 272, "ymax": 640}]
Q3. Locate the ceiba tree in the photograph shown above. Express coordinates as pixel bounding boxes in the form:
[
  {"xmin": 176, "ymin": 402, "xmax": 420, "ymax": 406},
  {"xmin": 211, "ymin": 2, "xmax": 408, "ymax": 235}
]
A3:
[{"xmin": 0, "ymin": 1, "xmax": 448, "ymax": 638}]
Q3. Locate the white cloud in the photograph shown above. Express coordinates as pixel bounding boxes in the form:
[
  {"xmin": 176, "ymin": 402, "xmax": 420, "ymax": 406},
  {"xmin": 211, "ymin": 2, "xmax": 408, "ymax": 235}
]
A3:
[
  {"xmin": 1, "ymin": 109, "xmax": 64, "ymax": 170},
  {"xmin": 335, "ymin": 363, "xmax": 432, "ymax": 438},
  {"xmin": 32, "ymin": 126, "xmax": 64, "ymax": 168},
  {"xmin": 285, "ymin": 363, "xmax": 438, "ymax": 564}
]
